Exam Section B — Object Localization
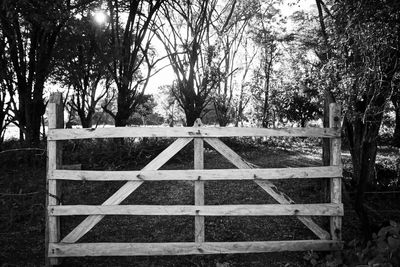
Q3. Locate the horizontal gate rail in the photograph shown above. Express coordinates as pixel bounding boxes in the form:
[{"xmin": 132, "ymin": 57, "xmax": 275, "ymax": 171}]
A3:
[
  {"xmin": 45, "ymin": 93, "xmax": 343, "ymax": 266},
  {"xmin": 49, "ymin": 203, "xmax": 344, "ymax": 216},
  {"xmin": 49, "ymin": 240, "xmax": 342, "ymax": 257},
  {"xmin": 50, "ymin": 166, "xmax": 342, "ymax": 181},
  {"xmin": 48, "ymin": 125, "xmax": 340, "ymax": 140}
]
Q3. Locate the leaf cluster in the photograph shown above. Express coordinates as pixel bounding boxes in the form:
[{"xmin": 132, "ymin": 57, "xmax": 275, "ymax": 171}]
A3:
[{"xmin": 304, "ymin": 221, "xmax": 400, "ymax": 267}]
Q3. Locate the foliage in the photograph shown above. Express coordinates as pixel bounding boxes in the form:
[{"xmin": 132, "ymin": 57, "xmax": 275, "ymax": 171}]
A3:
[
  {"xmin": 0, "ymin": 0, "xmax": 93, "ymax": 146},
  {"xmin": 156, "ymin": 85, "xmax": 186, "ymax": 126},
  {"xmin": 210, "ymin": 0, "xmax": 258, "ymax": 126},
  {"xmin": 0, "ymin": 82, "xmax": 13, "ymax": 148},
  {"xmin": 277, "ymin": 80, "xmax": 322, "ymax": 127},
  {"xmin": 155, "ymin": 0, "xmax": 260, "ymax": 126},
  {"xmin": 0, "ymin": 29, "xmax": 16, "ymax": 148},
  {"xmin": 248, "ymin": 0, "xmax": 284, "ymax": 128},
  {"xmin": 155, "ymin": 0, "xmax": 223, "ymax": 126},
  {"xmin": 232, "ymin": 40, "xmax": 257, "ymax": 127},
  {"xmin": 91, "ymin": 110, "xmax": 114, "ymax": 126},
  {"xmin": 52, "ymin": 14, "xmax": 112, "ymax": 128},
  {"xmin": 314, "ymin": 0, "xmax": 400, "ymax": 239},
  {"xmin": 304, "ymin": 221, "xmax": 400, "ymax": 267},
  {"xmin": 100, "ymin": 0, "xmax": 165, "ymax": 127},
  {"xmin": 127, "ymin": 94, "xmax": 164, "ymax": 125}
]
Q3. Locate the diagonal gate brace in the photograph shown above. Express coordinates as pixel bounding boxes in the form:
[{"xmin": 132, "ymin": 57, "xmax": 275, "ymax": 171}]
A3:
[
  {"xmin": 204, "ymin": 137, "xmax": 331, "ymax": 240},
  {"xmin": 61, "ymin": 138, "xmax": 193, "ymax": 243}
]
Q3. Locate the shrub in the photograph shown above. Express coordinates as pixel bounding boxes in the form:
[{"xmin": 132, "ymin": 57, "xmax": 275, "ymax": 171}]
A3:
[{"xmin": 304, "ymin": 221, "xmax": 400, "ymax": 266}]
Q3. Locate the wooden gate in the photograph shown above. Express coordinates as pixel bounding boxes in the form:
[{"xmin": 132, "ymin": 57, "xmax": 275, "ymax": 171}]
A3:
[{"xmin": 45, "ymin": 93, "xmax": 343, "ymax": 265}]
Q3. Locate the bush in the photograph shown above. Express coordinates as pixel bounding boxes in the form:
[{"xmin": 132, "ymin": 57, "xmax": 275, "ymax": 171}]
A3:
[{"xmin": 304, "ymin": 221, "xmax": 400, "ymax": 267}]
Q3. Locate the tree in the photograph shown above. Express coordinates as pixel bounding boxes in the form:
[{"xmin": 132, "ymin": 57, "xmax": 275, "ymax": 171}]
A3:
[
  {"xmin": 53, "ymin": 15, "xmax": 111, "ymax": 128},
  {"xmin": 327, "ymin": 0, "xmax": 400, "ymax": 240},
  {"xmin": 101, "ymin": 0, "xmax": 165, "ymax": 127},
  {"xmin": 249, "ymin": 0, "xmax": 286, "ymax": 128},
  {"xmin": 0, "ymin": 81, "xmax": 14, "ymax": 148},
  {"xmin": 157, "ymin": 85, "xmax": 185, "ymax": 126},
  {"xmin": 0, "ymin": 29, "xmax": 16, "ymax": 148},
  {"xmin": 314, "ymin": 0, "xmax": 338, "ymax": 166},
  {"xmin": 128, "ymin": 94, "xmax": 157, "ymax": 125},
  {"xmin": 0, "ymin": 0, "xmax": 92, "ymax": 146},
  {"xmin": 269, "ymin": 24, "xmax": 322, "ymax": 128},
  {"xmin": 155, "ymin": 0, "xmax": 223, "ymax": 126},
  {"xmin": 234, "ymin": 38, "xmax": 258, "ymax": 126},
  {"xmin": 210, "ymin": 0, "xmax": 256, "ymax": 126},
  {"xmin": 281, "ymin": 85, "xmax": 321, "ymax": 127}
]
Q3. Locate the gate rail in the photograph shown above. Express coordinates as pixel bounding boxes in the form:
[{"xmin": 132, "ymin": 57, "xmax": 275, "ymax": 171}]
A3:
[{"xmin": 45, "ymin": 92, "xmax": 343, "ymax": 265}]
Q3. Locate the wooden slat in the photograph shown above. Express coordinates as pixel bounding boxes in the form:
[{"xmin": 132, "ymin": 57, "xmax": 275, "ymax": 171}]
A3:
[
  {"xmin": 61, "ymin": 138, "xmax": 193, "ymax": 244},
  {"xmin": 46, "ymin": 93, "xmax": 64, "ymax": 266},
  {"xmin": 48, "ymin": 126, "xmax": 340, "ymax": 140},
  {"xmin": 204, "ymin": 138, "xmax": 331, "ymax": 240},
  {"xmin": 49, "ymin": 204, "xmax": 344, "ymax": 216},
  {"xmin": 194, "ymin": 128, "xmax": 205, "ymax": 242},
  {"xmin": 51, "ymin": 166, "xmax": 342, "ymax": 181},
  {"xmin": 48, "ymin": 240, "xmax": 343, "ymax": 257},
  {"xmin": 329, "ymin": 104, "xmax": 342, "ymax": 241}
]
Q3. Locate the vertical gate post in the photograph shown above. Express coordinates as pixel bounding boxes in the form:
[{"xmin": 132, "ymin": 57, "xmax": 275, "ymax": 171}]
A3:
[
  {"xmin": 46, "ymin": 93, "xmax": 64, "ymax": 266},
  {"xmin": 329, "ymin": 103, "xmax": 342, "ymax": 240},
  {"xmin": 194, "ymin": 119, "xmax": 205, "ymax": 242}
]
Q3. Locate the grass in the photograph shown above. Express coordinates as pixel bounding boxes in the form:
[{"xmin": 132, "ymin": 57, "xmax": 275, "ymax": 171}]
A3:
[{"xmin": 0, "ymin": 137, "xmax": 399, "ymax": 266}]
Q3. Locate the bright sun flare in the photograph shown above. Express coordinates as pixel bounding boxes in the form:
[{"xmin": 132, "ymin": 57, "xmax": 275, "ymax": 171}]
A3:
[{"xmin": 93, "ymin": 11, "xmax": 107, "ymax": 25}]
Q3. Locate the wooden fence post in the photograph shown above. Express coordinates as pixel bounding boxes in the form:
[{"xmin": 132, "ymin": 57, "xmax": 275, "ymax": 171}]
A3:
[
  {"xmin": 46, "ymin": 92, "xmax": 64, "ymax": 266},
  {"xmin": 329, "ymin": 103, "xmax": 342, "ymax": 240},
  {"xmin": 194, "ymin": 118, "xmax": 205, "ymax": 242}
]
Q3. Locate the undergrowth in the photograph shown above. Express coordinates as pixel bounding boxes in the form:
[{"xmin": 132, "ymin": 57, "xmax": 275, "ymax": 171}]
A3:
[{"xmin": 304, "ymin": 221, "xmax": 400, "ymax": 267}]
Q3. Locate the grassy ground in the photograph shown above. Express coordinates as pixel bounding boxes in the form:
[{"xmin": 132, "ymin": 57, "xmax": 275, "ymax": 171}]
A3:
[{"xmin": 0, "ymin": 138, "xmax": 399, "ymax": 266}]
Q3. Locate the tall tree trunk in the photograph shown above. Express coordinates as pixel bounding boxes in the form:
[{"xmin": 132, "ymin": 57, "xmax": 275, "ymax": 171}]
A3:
[
  {"xmin": 115, "ymin": 85, "xmax": 133, "ymax": 127},
  {"xmin": 315, "ymin": 0, "xmax": 336, "ymax": 166},
  {"xmin": 262, "ymin": 50, "xmax": 273, "ymax": 128},
  {"xmin": 115, "ymin": 111, "xmax": 130, "ymax": 127},
  {"xmin": 300, "ymin": 118, "xmax": 306, "ymax": 128},
  {"xmin": 235, "ymin": 86, "xmax": 246, "ymax": 127},
  {"xmin": 24, "ymin": 98, "xmax": 46, "ymax": 146},
  {"xmin": 80, "ymin": 117, "xmax": 92, "ymax": 128},
  {"xmin": 344, "ymin": 78, "xmax": 392, "ymax": 240},
  {"xmin": 185, "ymin": 109, "xmax": 201, "ymax": 127},
  {"xmin": 345, "ymin": 115, "xmax": 380, "ymax": 240},
  {"xmin": 214, "ymin": 102, "xmax": 229, "ymax": 127}
]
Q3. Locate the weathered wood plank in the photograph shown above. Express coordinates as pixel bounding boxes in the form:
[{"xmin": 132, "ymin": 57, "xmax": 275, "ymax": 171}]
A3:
[
  {"xmin": 49, "ymin": 204, "xmax": 344, "ymax": 216},
  {"xmin": 48, "ymin": 126, "xmax": 340, "ymax": 140},
  {"xmin": 194, "ymin": 127, "xmax": 205, "ymax": 242},
  {"xmin": 204, "ymin": 138, "xmax": 331, "ymax": 240},
  {"xmin": 46, "ymin": 93, "xmax": 64, "ymax": 266},
  {"xmin": 61, "ymin": 138, "xmax": 193, "ymax": 244},
  {"xmin": 48, "ymin": 240, "xmax": 343, "ymax": 257},
  {"xmin": 329, "ymin": 103, "xmax": 342, "ymax": 241},
  {"xmin": 51, "ymin": 166, "xmax": 342, "ymax": 181}
]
